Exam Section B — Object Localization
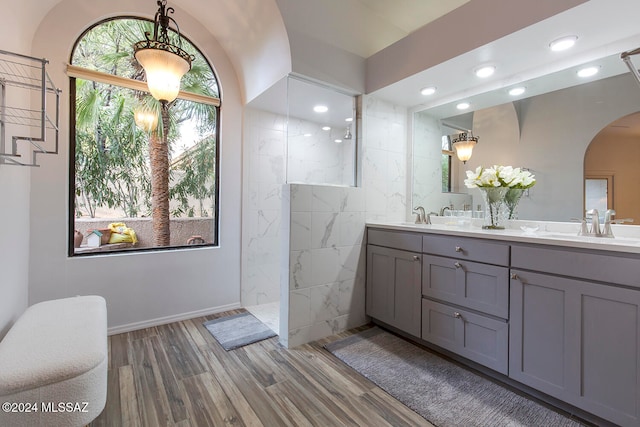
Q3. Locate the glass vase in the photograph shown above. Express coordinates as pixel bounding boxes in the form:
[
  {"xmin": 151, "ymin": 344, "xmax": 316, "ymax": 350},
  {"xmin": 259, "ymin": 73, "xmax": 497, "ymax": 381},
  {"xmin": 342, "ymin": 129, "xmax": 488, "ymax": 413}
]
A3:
[
  {"xmin": 504, "ymin": 188, "xmax": 525, "ymax": 220},
  {"xmin": 480, "ymin": 187, "xmax": 508, "ymax": 229}
]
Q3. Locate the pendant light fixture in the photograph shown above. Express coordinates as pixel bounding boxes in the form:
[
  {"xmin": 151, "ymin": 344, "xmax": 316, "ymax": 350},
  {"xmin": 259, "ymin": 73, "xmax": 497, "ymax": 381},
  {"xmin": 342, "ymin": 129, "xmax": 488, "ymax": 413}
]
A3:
[
  {"xmin": 451, "ymin": 132, "xmax": 479, "ymax": 163},
  {"xmin": 134, "ymin": 0, "xmax": 193, "ymax": 104}
]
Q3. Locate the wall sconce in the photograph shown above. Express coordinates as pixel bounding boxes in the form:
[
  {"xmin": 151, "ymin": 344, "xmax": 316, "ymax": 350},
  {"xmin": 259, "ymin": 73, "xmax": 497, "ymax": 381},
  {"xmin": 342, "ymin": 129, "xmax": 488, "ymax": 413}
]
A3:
[
  {"xmin": 134, "ymin": 0, "xmax": 193, "ymax": 103},
  {"xmin": 451, "ymin": 132, "xmax": 479, "ymax": 163}
]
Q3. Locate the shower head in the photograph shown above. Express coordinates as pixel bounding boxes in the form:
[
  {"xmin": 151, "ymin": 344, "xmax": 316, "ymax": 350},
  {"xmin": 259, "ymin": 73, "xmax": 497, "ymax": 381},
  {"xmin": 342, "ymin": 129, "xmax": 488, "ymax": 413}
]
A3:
[{"xmin": 343, "ymin": 125, "xmax": 352, "ymax": 140}]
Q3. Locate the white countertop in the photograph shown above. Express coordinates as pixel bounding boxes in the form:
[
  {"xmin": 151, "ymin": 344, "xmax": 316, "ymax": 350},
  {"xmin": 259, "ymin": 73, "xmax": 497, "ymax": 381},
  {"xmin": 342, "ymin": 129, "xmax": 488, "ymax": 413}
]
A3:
[{"xmin": 367, "ymin": 217, "xmax": 640, "ymax": 254}]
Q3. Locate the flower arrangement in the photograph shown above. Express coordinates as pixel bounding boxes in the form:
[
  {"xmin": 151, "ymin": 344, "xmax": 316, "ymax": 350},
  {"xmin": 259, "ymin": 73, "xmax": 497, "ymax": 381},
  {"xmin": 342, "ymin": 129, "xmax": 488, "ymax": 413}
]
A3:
[
  {"xmin": 464, "ymin": 166, "xmax": 536, "ymax": 227},
  {"xmin": 464, "ymin": 165, "xmax": 535, "ymax": 189}
]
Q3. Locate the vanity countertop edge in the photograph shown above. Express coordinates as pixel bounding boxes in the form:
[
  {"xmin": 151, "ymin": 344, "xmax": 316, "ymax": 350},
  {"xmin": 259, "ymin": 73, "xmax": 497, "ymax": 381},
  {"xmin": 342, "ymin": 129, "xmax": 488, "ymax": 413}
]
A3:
[{"xmin": 366, "ymin": 220, "xmax": 640, "ymax": 255}]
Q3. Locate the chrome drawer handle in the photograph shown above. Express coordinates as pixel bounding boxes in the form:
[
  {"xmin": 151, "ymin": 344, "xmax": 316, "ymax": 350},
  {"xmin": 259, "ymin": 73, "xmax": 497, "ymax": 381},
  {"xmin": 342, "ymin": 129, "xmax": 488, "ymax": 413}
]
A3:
[
  {"xmin": 413, "ymin": 255, "xmax": 420, "ymax": 261},
  {"xmin": 510, "ymin": 273, "xmax": 518, "ymax": 280},
  {"xmin": 454, "ymin": 261, "xmax": 461, "ymax": 269},
  {"xmin": 453, "ymin": 312, "xmax": 462, "ymax": 319},
  {"xmin": 455, "ymin": 246, "xmax": 463, "ymax": 252}
]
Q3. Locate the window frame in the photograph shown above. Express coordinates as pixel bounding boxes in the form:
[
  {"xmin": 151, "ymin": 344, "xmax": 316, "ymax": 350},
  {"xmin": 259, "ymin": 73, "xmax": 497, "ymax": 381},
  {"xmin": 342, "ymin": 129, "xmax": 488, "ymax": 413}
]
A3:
[{"xmin": 67, "ymin": 16, "xmax": 221, "ymax": 257}]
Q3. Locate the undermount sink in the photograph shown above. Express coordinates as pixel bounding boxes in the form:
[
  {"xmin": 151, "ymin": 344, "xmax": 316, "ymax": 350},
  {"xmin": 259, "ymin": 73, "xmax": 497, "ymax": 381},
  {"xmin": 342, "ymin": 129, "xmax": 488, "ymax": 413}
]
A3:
[{"xmin": 543, "ymin": 233, "xmax": 640, "ymax": 245}]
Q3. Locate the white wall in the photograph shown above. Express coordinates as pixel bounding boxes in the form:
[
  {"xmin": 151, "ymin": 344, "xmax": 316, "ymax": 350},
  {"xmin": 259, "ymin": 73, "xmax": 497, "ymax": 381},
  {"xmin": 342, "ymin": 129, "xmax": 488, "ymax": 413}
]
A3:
[
  {"xmin": 0, "ymin": 167, "xmax": 30, "ymax": 338},
  {"xmin": 0, "ymin": 12, "xmax": 37, "ymax": 339},
  {"xmin": 27, "ymin": 0, "xmax": 245, "ymax": 333}
]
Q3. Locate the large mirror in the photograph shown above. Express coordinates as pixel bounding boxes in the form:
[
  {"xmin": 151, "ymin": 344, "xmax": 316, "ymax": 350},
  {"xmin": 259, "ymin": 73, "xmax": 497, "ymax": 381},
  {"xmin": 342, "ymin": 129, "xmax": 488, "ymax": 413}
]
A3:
[{"xmin": 412, "ymin": 52, "xmax": 640, "ymax": 222}]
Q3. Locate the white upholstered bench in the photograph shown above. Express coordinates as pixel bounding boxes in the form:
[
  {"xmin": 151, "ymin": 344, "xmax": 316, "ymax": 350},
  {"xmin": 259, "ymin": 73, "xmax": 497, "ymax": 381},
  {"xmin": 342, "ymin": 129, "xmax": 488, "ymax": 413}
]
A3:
[{"xmin": 0, "ymin": 295, "xmax": 107, "ymax": 427}]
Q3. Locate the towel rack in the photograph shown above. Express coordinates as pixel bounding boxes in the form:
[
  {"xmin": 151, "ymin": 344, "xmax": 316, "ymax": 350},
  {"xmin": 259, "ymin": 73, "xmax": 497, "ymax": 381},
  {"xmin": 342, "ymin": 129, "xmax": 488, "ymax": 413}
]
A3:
[{"xmin": 0, "ymin": 49, "xmax": 60, "ymax": 167}]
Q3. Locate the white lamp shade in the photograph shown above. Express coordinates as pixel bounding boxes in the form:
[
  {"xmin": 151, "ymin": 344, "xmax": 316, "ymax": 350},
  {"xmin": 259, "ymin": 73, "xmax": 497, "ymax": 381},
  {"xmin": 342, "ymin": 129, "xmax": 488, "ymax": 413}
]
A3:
[
  {"xmin": 135, "ymin": 48, "xmax": 190, "ymax": 103},
  {"xmin": 134, "ymin": 109, "xmax": 158, "ymax": 132},
  {"xmin": 453, "ymin": 139, "xmax": 476, "ymax": 163}
]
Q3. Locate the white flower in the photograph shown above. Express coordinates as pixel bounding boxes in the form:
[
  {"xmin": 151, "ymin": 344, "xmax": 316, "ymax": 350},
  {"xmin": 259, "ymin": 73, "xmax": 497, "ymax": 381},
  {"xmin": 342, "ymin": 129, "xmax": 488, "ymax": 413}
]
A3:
[{"xmin": 464, "ymin": 165, "xmax": 536, "ymax": 189}]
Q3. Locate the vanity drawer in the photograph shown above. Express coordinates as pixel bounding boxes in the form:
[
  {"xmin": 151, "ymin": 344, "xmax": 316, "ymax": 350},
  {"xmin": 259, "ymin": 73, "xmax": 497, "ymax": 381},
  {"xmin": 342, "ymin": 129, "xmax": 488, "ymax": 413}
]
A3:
[
  {"xmin": 422, "ymin": 234, "xmax": 509, "ymax": 266},
  {"xmin": 421, "ymin": 298, "xmax": 508, "ymax": 374},
  {"xmin": 368, "ymin": 228, "xmax": 422, "ymax": 252},
  {"xmin": 422, "ymin": 255, "xmax": 509, "ymax": 319},
  {"xmin": 511, "ymin": 245, "xmax": 640, "ymax": 288}
]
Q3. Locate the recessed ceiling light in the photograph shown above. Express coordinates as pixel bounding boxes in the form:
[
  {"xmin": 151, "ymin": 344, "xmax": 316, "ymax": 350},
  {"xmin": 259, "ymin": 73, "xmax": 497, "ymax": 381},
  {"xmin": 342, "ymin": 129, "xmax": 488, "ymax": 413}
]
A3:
[
  {"xmin": 334, "ymin": 139, "xmax": 342, "ymax": 143},
  {"xmin": 509, "ymin": 87, "xmax": 526, "ymax": 96},
  {"xmin": 456, "ymin": 102, "xmax": 470, "ymax": 110},
  {"xmin": 345, "ymin": 117, "xmax": 353, "ymax": 122},
  {"xmin": 420, "ymin": 86, "xmax": 437, "ymax": 96},
  {"xmin": 322, "ymin": 126, "xmax": 331, "ymax": 131},
  {"xmin": 577, "ymin": 66, "xmax": 599, "ymax": 78},
  {"xmin": 313, "ymin": 105, "xmax": 328, "ymax": 113},
  {"xmin": 549, "ymin": 35, "xmax": 578, "ymax": 52},
  {"xmin": 475, "ymin": 65, "xmax": 496, "ymax": 78},
  {"xmin": 303, "ymin": 133, "xmax": 312, "ymax": 137}
]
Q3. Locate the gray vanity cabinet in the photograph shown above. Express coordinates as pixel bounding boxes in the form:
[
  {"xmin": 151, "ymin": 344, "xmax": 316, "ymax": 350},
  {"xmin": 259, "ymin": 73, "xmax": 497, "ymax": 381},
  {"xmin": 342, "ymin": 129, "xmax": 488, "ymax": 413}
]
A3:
[
  {"xmin": 510, "ymin": 246, "xmax": 640, "ymax": 427},
  {"xmin": 366, "ymin": 230, "xmax": 422, "ymax": 337},
  {"xmin": 421, "ymin": 235, "xmax": 510, "ymax": 374},
  {"xmin": 421, "ymin": 298, "xmax": 509, "ymax": 374}
]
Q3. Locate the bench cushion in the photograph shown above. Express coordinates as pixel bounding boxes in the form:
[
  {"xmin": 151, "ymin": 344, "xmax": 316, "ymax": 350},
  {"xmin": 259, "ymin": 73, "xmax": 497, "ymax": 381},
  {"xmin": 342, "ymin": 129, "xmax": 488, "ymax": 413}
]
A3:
[{"xmin": 0, "ymin": 295, "xmax": 107, "ymax": 427}]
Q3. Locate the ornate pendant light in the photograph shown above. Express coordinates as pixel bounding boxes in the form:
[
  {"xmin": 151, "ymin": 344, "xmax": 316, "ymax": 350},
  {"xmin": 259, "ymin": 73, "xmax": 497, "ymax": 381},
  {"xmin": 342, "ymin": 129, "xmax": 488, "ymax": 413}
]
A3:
[
  {"xmin": 134, "ymin": 0, "xmax": 193, "ymax": 104},
  {"xmin": 452, "ymin": 132, "xmax": 479, "ymax": 164}
]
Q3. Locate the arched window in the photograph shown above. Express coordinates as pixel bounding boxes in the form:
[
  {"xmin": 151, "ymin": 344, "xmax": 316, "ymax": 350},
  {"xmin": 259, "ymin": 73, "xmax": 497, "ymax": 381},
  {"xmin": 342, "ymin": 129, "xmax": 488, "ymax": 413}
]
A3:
[{"xmin": 68, "ymin": 17, "xmax": 220, "ymax": 255}]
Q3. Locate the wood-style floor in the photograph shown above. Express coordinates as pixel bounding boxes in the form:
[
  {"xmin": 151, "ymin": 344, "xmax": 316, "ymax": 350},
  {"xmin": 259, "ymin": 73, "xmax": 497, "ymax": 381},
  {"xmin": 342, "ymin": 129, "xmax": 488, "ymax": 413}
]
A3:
[{"xmin": 90, "ymin": 309, "xmax": 432, "ymax": 427}]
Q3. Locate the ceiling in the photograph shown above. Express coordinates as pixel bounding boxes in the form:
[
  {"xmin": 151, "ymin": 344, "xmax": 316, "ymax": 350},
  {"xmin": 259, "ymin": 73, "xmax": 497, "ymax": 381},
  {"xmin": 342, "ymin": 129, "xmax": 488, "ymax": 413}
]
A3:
[{"xmin": 275, "ymin": 0, "xmax": 470, "ymax": 58}]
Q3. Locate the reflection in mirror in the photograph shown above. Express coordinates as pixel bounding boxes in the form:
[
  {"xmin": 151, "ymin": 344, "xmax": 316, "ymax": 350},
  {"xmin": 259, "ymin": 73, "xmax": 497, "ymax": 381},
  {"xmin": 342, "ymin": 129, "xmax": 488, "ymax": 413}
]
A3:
[
  {"xmin": 412, "ymin": 58, "xmax": 640, "ymax": 222},
  {"xmin": 412, "ymin": 110, "xmax": 472, "ymax": 215},
  {"xmin": 585, "ymin": 112, "xmax": 640, "ymax": 223}
]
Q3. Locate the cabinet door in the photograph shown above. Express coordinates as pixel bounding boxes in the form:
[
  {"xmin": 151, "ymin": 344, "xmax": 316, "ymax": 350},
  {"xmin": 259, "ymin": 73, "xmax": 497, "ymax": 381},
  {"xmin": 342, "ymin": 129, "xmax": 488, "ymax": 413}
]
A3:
[
  {"xmin": 510, "ymin": 269, "xmax": 640, "ymax": 427},
  {"xmin": 366, "ymin": 245, "xmax": 422, "ymax": 337},
  {"xmin": 422, "ymin": 299, "xmax": 508, "ymax": 374},
  {"xmin": 422, "ymin": 255, "xmax": 509, "ymax": 319}
]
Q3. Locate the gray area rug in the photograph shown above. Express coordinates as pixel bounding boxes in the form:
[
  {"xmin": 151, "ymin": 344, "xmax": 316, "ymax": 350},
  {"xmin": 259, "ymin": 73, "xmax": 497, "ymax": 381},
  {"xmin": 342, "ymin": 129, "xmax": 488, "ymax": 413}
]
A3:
[
  {"xmin": 325, "ymin": 327, "xmax": 585, "ymax": 427},
  {"xmin": 203, "ymin": 312, "xmax": 276, "ymax": 351}
]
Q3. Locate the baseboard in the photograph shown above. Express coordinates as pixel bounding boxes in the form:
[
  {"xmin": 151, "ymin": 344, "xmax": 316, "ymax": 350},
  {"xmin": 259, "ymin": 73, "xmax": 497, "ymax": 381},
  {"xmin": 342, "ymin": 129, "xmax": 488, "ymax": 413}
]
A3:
[{"xmin": 107, "ymin": 302, "xmax": 242, "ymax": 335}]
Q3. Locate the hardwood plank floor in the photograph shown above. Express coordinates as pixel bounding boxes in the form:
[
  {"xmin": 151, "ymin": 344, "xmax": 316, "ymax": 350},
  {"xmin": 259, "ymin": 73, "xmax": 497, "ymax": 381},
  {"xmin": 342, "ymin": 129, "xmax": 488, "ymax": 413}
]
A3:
[{"xmin": 90, "ymin": 309, "xmax": 432, "ymax": 427}]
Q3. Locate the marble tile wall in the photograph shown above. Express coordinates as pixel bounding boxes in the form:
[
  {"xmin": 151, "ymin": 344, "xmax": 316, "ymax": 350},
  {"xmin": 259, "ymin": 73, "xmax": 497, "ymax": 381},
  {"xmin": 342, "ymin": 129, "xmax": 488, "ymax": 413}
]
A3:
[
  {"xmin": 362, "ymin": 96, "xmax": 409, "ymax": 222},
  {"xmin": 242, "ymin": 108, "xmax": 286, "ymax": 306},
  {"xmin": 242, "ymin": 107, "xmax": 357, "ymax": 307},
  {"xmin": 281, "ymin": 184, "xmax": 367, "ymax": 347},
  {"xmin": 281, "ymin": 95, "xmax": 411, "ymax": 347},
  {"xmin": 287, "ymin": 117, "xmax": 354, "ymax": 186}
]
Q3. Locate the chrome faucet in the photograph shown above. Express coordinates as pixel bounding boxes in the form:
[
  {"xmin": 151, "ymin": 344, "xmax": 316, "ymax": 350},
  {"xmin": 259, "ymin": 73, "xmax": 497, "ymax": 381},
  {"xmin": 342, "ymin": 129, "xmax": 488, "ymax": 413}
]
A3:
[
  {"xmin": 413, "ymin": 206, "xmax": 426, "ymax": 224},
  {"xmin": 602, "ymin": 209, "xmax": 616, "ymax": 238},
  {"xmin": 586, "ymin": 209, "xmax": 601, "ymax": 236},
  {"xmin": 440, "ymin": 206, "xmax": 451, "ymax": 216},
  {"xmin": 602, "ymin": 209, "xmax": 634, "ymax": 237}
]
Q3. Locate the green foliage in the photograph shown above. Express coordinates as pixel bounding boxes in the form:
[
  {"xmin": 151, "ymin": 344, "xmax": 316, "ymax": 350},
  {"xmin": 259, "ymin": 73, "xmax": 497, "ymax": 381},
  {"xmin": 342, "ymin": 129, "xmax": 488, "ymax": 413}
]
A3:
[
  {"xmin": 72, "ymin": 17, "xmax": 218, "ymax": 219},
  {"xmin": 170, "ymin": 135, "xmax": 216, "ymax": 217}
]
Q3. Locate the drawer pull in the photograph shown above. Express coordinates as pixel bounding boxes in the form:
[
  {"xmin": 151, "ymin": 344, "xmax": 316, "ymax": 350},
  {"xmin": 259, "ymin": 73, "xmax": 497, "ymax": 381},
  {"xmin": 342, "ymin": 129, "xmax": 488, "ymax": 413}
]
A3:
[
  {"xmin": 455, "ymin": 246, "xmax": 463, "ymax": 252},
  {"xmin": 454, "ymin": 261, "xmax": 461, "ymax": 269},
  {"xmin": 413, "ymin": 255, "xmax": 420, "ymax": 261},
  {"xmin": 453, "ymin": 312, "xmax": 462, "ymax": 319},
  {"xmin": 510, "ymin": 273, "xmax": 518, "ymax": 280}
]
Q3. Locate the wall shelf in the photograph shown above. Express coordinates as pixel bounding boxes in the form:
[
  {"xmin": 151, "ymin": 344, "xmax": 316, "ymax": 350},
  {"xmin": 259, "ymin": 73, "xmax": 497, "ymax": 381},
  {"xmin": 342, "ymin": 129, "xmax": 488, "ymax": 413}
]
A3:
[{"xmin": 0, "ymin": 49, "xmax": 60, "ymax": 167}]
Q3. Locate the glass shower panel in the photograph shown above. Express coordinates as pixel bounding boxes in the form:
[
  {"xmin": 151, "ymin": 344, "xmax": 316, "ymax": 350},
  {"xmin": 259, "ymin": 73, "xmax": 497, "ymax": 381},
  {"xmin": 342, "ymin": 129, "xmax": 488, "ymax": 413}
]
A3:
[{"xmin": 286, "ymin": 76, "xmax": 357, "ymax": 186}]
